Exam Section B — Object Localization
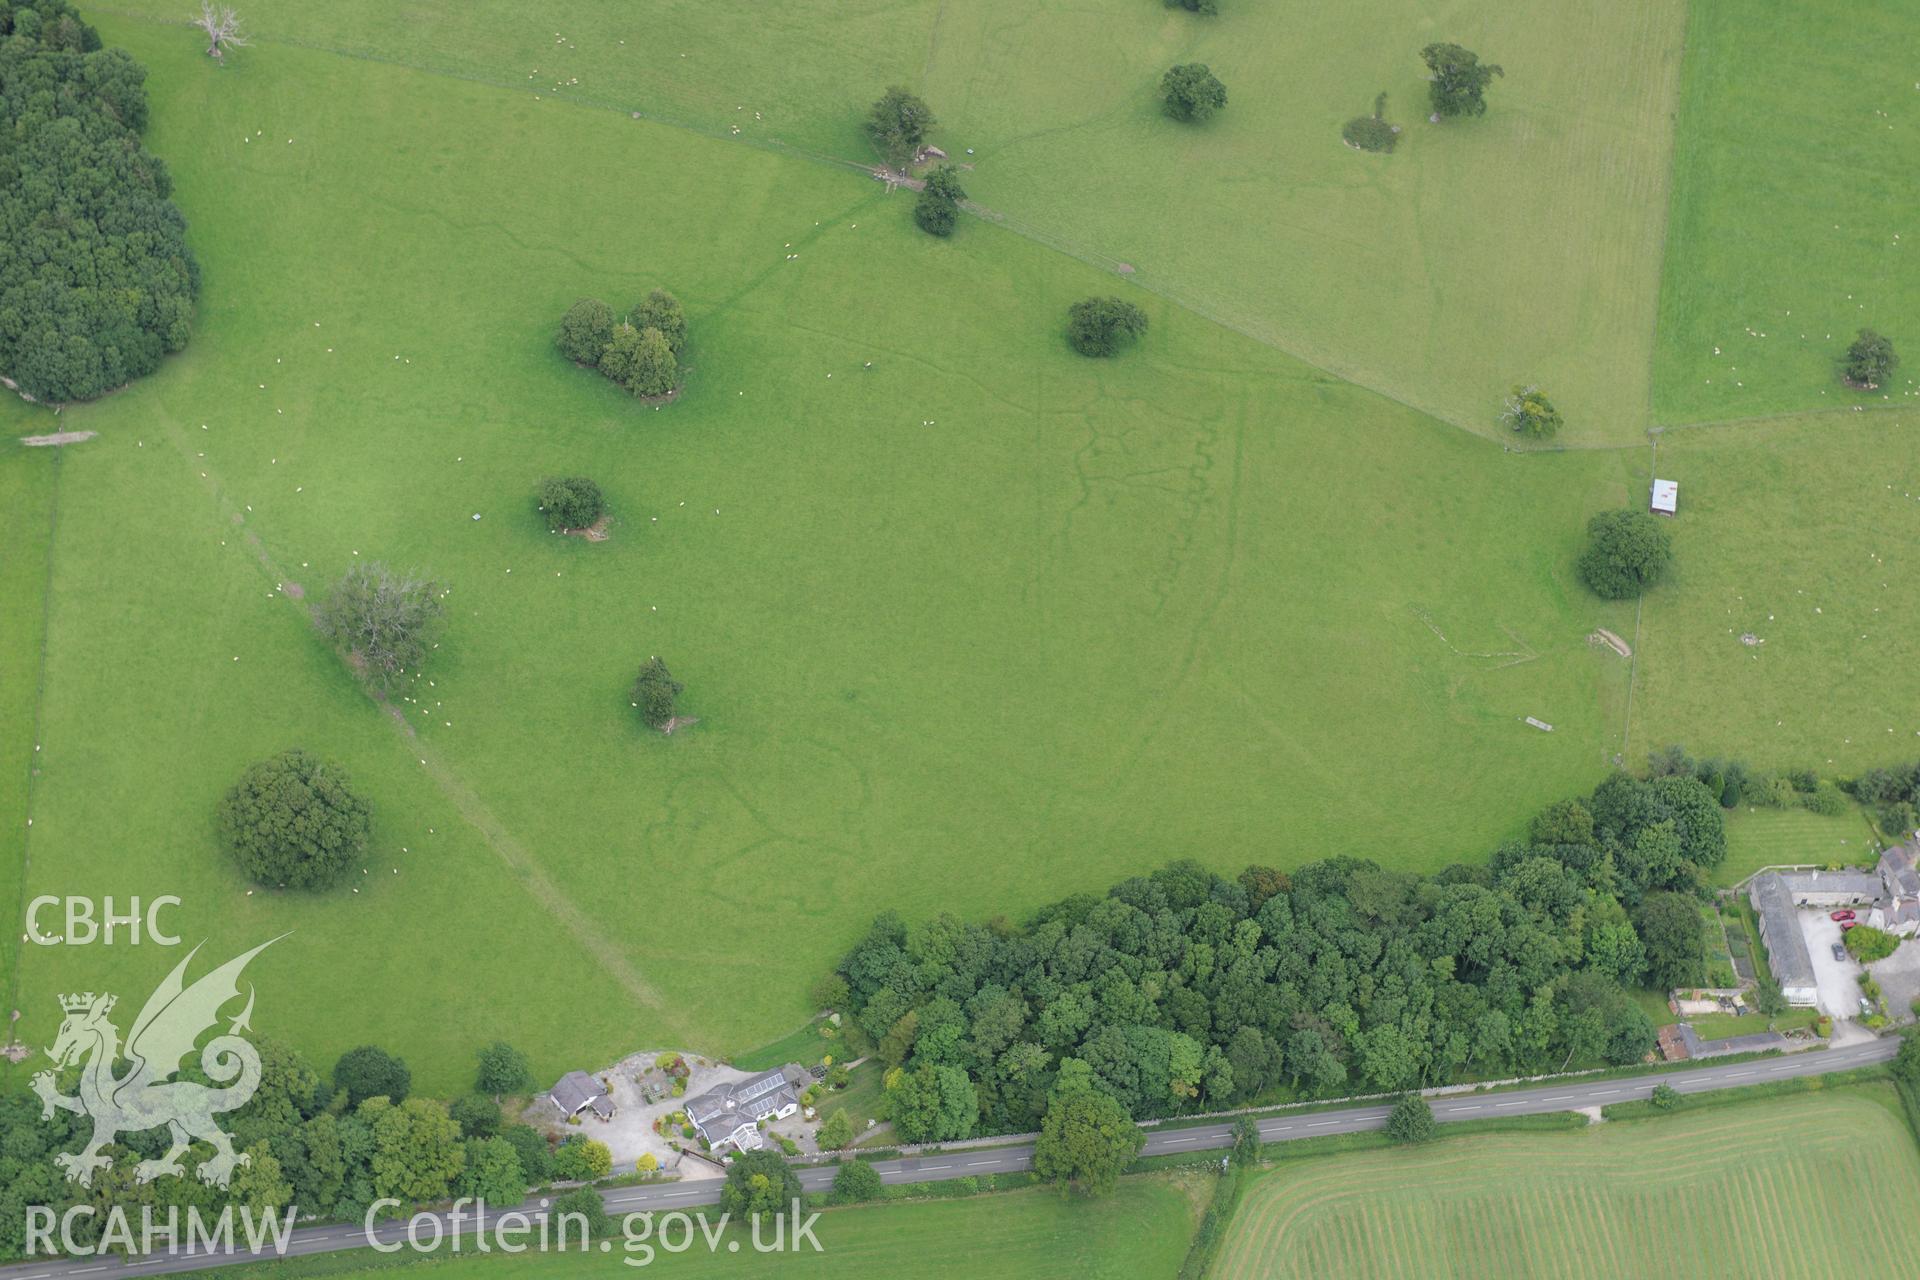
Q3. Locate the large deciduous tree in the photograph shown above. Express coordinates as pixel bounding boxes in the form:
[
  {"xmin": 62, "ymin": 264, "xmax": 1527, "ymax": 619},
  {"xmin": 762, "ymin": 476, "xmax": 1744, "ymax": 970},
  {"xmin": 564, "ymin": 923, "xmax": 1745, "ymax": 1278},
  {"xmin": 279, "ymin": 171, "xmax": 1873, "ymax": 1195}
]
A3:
[
  {"xmin": 598, "ymin": 322, "xmax": 677, "ymax": 398},
  {"xmin": 476, "ymin": 1042, "xmax": 534, "ymax": 1097},
  {"xmin": 1422, "ymin": 43, "xmax": 1501, "ymax": 118},
  {"xmin": 1634, "ymin": 891, "xmax": 1704, "ymax": 990},
  {"xmin": 914, "ymin": 165, "xmax": 967, "ymax": 237},
  {"xmin": 1841, "ymin": 329, "xmax": 1898, "ymax": 389},
  {"xmin": 866, "ymin": 87, "xmax": 935, "ymax": 168},
  {"xmin": 538, "ymin": 476, "xmax": 604, "ymax": 531},
  {"xmin": 630, "ymin": 289, "xmax": 687, "ymax": 356},
  {"xmin": 334, "ymin": 1045, "xmax": 412, "ymax": 1107},
  {"xmin": 1577, "ymin": 509, "xmax": 1672, "ymax": 600},
  {"xmin": 557, "ymin": 298, "xmax": 615, "ymax": 365},
  {"xmin": 720, "ymin": 1149, "xmax": 803, "ymax": 1219},
  {"xmin": 1160, "ymin": 63, "xmax": 1227, "ymax": 122},
  {"xmin": 1031, "ymin": 1062, "xmax": 1143, "ymax": 1196},
  {"xmin": 1066, "ymin": 297, "xmax": 1148, "ymax": 357},
  {"xmin": 315, "ymin": 562, "xmax": 446, "ymax": 691},
  {"xmin": 220, "ymin": 749, "xmax": 371, "ymax": 889}
]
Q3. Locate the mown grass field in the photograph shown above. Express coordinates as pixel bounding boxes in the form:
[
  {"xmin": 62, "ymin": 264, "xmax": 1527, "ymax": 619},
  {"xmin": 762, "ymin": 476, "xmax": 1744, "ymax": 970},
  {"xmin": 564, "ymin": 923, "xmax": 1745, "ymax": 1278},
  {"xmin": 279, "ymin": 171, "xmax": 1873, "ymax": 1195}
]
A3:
[
  {"xmin": 1215, "ymin": 1089, "xmax": 1920, "ymax": 1279},
  {"xmin": 1, "ymin": 14, "xmax": 1645, "ymax": 1091},
  {"xmin": 1629, "ymin": 412, "xmax": 1920, "ymax": 778},
  {"xmin": 90, "ymin": 0, "xmax": 1688, "ymax": 442},
  {"xmin": 217, "ymin": 1178, "xmax": 1201, "ymax": 1280},
  {"xmin": 1652, "ymin": 0, "xmax": 1920, "ymax": 424},
  {"xmin": 1718, "ymin": 805, "xmax": 1884, "ymax": 886}
]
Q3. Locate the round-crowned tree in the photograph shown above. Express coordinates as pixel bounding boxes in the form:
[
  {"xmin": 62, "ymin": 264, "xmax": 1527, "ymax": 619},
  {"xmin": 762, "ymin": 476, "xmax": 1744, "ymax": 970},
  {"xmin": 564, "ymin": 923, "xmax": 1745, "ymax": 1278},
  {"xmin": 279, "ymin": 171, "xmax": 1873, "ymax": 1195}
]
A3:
[
  {"xmin": 913, "ymin": 165, "xmax": 967, "ymax": 237},
  {"xmin": 1160, "ymin": 63, "xmax": 1227, "ymax": 122},
  {"xmin": 599, "ymin": 323, "xmax": 678, "ymax": 398},
  {"xmin": 1841, "ymin": 329, "xmax": 1898, "ymax": 389},
  {"xmin": 538, "ymin": 476, "xmax": 604, "ymax": 531},
  {"xmin": 1577, "ymin": 508, "xmax": 1673, "ymax": 600},
  {"xmin": 557, "ymin": 298, "xmax": 615, "ymax": 365},
  {"xmin": 476, "ymin": 1041, "xmax": 534, "ymax": 1096},
  {"xmin": 1066, "ymin": 297, "xmax": 1149, "ymax": 357},
  {"xmin": 630, "ymin": 290, "xmax": 687, "ymax": 356},
  {"xmin": 219, "ymin": 749, "xmax": 371, "ymax": 889},
  {"xmin": 334, "ymin": 1044, "xmax": 411, "ymax": 1106}
]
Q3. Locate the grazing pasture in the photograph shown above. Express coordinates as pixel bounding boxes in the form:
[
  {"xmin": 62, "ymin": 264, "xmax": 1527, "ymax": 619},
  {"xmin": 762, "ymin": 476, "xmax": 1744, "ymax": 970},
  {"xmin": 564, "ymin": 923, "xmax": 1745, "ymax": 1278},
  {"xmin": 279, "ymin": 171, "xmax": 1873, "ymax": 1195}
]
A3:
[
  {"xmin": 1628, "ymin": 411, "xmax": 1920, "ymax": 780},
  {"xmin": 1215, "ymin": 1090, "xmax": 1920, "ymax": 1279},
  {"xmin": 1652, "ymin": 0, "xmax": 1920, "ymax": 423},
  {"xmin": 89, "ymin": 0, "xmax": 1688, "ymax": 443},
  {"xmin": 1, "ymin": 17, "xmax": 1641, "ymax": 1090}
]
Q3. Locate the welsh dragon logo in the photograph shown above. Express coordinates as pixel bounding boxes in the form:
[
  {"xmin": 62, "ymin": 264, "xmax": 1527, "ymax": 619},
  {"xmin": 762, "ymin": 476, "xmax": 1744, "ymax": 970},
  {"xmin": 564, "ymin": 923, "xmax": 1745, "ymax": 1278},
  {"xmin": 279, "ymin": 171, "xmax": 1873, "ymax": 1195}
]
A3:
[{"xmin": 31, "ymin": 938, "xmax": 281, "ymax": 1189}]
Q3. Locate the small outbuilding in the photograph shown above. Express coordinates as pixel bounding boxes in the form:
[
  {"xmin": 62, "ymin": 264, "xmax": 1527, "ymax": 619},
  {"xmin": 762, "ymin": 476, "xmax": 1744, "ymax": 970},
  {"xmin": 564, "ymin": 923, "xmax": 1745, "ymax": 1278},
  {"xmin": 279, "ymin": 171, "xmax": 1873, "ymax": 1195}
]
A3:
[
  {"xmin": 1650, "ymin": 478, "xmax": 1678, "ymax": 515},
  {"xmin": 548, "ymin": 1070, "xmax": 615, "ymax": 1121}
]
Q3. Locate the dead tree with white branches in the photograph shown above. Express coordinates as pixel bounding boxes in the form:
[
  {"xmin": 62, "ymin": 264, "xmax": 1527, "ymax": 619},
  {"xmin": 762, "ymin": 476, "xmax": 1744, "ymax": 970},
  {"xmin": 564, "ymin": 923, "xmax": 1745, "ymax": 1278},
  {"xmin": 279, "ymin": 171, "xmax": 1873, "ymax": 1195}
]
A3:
[{"xmin": 193, "ymin": 2, "xmax": 248, "ymax": 59}]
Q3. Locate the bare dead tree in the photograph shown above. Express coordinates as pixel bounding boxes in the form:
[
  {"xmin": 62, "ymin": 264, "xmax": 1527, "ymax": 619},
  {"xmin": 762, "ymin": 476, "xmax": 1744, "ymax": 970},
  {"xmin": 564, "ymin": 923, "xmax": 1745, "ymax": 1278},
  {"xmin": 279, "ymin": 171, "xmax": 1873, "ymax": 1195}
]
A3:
[{"xmin": 193, "ymin": 2, "xmax": 248, "ymax": 58}]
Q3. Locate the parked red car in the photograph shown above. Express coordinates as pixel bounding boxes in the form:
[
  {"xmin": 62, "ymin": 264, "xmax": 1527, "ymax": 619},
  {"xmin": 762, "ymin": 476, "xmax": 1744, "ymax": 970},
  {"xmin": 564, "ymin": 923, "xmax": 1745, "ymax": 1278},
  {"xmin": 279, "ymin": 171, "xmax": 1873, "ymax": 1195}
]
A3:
[
  {"xmin": 1841, "ymin": 920, "xmax": 1860, "ymax": 931},
  {"xmin": 1831, "ymin": 910, "xmax": 1856, "ymax": 922}
]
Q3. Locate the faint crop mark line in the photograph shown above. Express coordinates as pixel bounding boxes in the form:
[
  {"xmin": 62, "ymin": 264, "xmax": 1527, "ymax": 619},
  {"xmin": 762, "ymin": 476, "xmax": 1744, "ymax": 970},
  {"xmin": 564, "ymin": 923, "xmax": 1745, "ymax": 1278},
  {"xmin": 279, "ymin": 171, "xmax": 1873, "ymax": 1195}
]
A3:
[
  {"xmin": 1409, "ymin": 606, "xmax": 1540, "ymax": 670},
  {"xmin": 144, "ymin": 415, "xmax": 685, "ymax": 1036},
  {"xmin": 3, "ymin": 447, "xmax": 67, "ymax": 1026}
]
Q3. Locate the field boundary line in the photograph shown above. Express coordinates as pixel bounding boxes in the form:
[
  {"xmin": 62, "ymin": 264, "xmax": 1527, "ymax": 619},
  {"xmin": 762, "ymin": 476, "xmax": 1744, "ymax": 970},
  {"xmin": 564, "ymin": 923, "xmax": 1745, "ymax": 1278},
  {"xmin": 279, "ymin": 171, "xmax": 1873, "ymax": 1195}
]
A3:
[
  {"xmin": 2, "ymin": 449, "xmax": 65, "ymax": 1037},
  {"xmin": 138, "ymin": 413, "xmax": 690, "ymax": 1042},
  {"xmin": 1651, "ymin": 400, "xmax": 1912, "ymax": 437},
  {"xmin": 1617, "ymin": 435, "xmax": 1657, "ymax": 766}
]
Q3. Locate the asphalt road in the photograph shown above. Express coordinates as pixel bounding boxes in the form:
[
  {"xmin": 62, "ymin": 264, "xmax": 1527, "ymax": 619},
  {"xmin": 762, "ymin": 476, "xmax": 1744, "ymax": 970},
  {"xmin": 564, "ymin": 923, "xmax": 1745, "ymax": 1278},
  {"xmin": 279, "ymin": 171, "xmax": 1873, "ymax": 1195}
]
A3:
[{"xmin": 2, "ymin": 1038, "xmax": 1896, "ymax": 1278}]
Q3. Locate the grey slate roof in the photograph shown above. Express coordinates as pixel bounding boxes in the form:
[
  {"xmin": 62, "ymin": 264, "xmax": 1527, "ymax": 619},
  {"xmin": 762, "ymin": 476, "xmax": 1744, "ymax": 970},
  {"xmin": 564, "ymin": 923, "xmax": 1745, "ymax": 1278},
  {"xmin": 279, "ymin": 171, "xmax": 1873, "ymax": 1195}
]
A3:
[
  {"xmin": 549, "ymin": 1070, "xmax": 613, "ymax": 1119},
  {"xmin": 1879, "ymin": 843, "xmax": 1920, "ymax": 898},
  {"xmin": 1776, "ymin": 869, "xmax": 1883, "ymax": 898},
  {"xmin": 686, "ymin": 1064, "xmax": 809, "ymax": 1136},
  {"xmin": 1749, "ymin": 872, "xmax": 1816, "ymax": 991}
]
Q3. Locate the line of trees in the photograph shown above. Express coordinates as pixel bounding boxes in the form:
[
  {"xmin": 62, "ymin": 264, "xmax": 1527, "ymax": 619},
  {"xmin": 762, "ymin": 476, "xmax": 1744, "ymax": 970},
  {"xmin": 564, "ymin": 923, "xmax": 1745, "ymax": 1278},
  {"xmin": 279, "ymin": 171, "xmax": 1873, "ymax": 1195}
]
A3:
[
  {"xmin": 0, "ymin": 0, "xmax": 199, "ymax": 402},
  {"xmin": 831, "ymin": 767, "xmax": 1733, "ymax": 1162},
  {"xmin": 0, "ymin": 1039, "xmax": 598, "ymax": 1260}
]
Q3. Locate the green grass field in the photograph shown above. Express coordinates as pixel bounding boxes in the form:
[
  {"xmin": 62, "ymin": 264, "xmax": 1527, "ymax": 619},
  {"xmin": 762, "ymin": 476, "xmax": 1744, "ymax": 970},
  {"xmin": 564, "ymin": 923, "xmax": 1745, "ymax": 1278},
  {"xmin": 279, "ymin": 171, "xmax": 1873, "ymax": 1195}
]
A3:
[
  {"xmin": 0, "ymin": 437, "xmax": 59, "ymax": 1021},
  {"xmin": 0, "ymin": 15, "xmax": 1651, "ymax": 1090},
  {"xmin": 1629, "ymin": 412, "xmax": 1920, "ymax": 777},
  {"xmin": 1215, "ymin": 1089, "xmax": 1920, "ymax": 1278},
  {"xmin": 1652, "ymin": 0, "xmax": 1920, "ymax": 424},
  {"xmin": 217, "ymin": 1177, "xmax": 1201, "ymax": 1280},
  {"xmin": 1718, "ymin": 805, "xmax": 1884, "ymax": 886},
  {"xmin": 88, "ymin": 0, "xmax": 1688, "ymax": 442},
  {"xmin": 7, "ymin": 0, "xmax": 1920, "ymax": 1100}
]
